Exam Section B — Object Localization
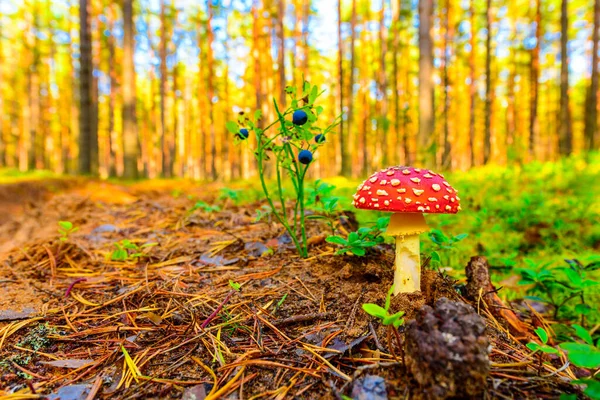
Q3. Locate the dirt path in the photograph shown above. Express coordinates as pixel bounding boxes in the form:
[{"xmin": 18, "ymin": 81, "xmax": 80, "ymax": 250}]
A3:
[{"xmin": 0, "ymin": 180, "xmax": 577, "ymax": 399}]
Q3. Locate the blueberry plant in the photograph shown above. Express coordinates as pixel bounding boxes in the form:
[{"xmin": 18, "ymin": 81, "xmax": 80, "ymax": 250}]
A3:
[{"xmin": 227, "ymin": 82, "xmax": 340, "ymax": 258}]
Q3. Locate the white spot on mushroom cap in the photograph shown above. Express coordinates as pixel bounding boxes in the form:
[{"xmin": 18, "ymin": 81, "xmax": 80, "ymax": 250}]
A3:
[
  {"xmin": 384, "ymin": 200, "xmax": 390, "ymax": 206},
  {"xmin": 428, "ymin": 197, "xmax": 437, "ymax": 202},
  {"xmin": 374, "ymin": 203, "xmax": 379, "ymax": 208},
  {"xmin": 445, "ymin": 205, "xmax": 452, "ymax": 211},
  {"xmin": 402, "ymin": 169, "xmax": 410, "ymax": 175},
  {"xmin": 412, "ymin": 188, "xmax": 424, "ymax": 196},
  {"xmin": 386, "ymin": 170, "xmax": 395, "ymax": 176},
  {"xmin": 414, "ymin": 168, "xmax": 421, "ymax": 173},
  {"xmin": 397, "ymin": 188, "xmax": 406, "ymax": 193},
  {"xmin": 423, "ymin": 173, "xmax": 433, "ymax": 178},
  {"xmin": 370, "ymin": 176, "xmax": 378, "ymax": 183},
  {"xmin": 376, "ymin": 189, "xmax": 389, "ymax": 196},
  {"xmin": 432, "ymin": 184, "xmax": 441, "ymax": 192},
  {"xmin": 417, "ymin": 206, "xmax": 425, "ymax": 212},
  {"xmin": 410, "ymin": 177, "xmax": 421, "ymax": 184},
  {"xmin": 380, "ymin": 180, "xmax": 387, "ymax": 185},
  {"xmin": 405, "ymin": 198, "xmax": 412, "ymax": 204},
  {"xmin": 390, "ymin": 179, "xmax": 401, "ymax": 186},
  {"xmin": 359, "ymin": 197, "xmax": 366, "ymax": 204}
]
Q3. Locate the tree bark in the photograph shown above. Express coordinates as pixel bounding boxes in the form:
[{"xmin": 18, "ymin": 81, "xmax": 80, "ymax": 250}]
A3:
[
  {"xmin": 78, "ymin": 0, "xmax": 98, "ymax": 175},
  {"xmin": 559, "ymin": 0, "xmax": 572, "ymax": 155},
  {"xmin": 347, "ymin": 0, "xmax": 357, "ymax": 175},
  {"xmin": 159, "ymin": 0, "xmax": 171, "ymax": 177},
  {"xmin": 483, "ymin": 0, "xmax": 493, "ymax": 164},
  {"xmin": 378, "ymin": 0, "xmax": 389, "ymax": 166},
  {"xmin": 529, "ymin": 0, "xmax": 541, "ymax": 158},
  {"xmin": 122, "ymin": 0, "xmax": 138, "ymax": 179},
  {"xmin": 277, "ymin": 0, "xmax": 286, "ymax": 107},
  {"xmin": 418, "ymin": 0, "xmax": 434, "ymax": 167},
  {"xmin": 585, "ymin": 0, "xmax": 600, "ymax": 151},
  {"xmin": 468, "ymin": 0, "xmax": 476, "ymax": 167},
  {"xmin": 441, "ymin": 0, "xmax": 452, "ymax": 169},
  {"xmin": 338, "ymin": 0, "xmax": 350, "ymax": 176},
  {"xmin": 206, "ymin": 2, "xmax": 217, "ymax": 180}
]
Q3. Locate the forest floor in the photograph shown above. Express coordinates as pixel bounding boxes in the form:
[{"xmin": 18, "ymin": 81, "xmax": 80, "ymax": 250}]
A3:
[{"xmin": 0, "ymin": 177, "xmax": 583, "ymax": 399}]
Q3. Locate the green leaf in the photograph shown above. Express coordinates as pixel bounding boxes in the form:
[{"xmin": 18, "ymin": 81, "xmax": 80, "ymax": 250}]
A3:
[
  {"xmin": 526, "ymin": 342, "xmax": 541, "ymax": 352},
  {"xmin": 362, "ymin": 304, "xmax": 387, "ymax": 319},
  {"xmin": 392, "ymin": 317, "xmax": 405, "ymax": 329},
  {"xmin": 563, "ymin": 268, "xmax": 583, "ymax": 288},
  {"xmin": 351, "ymin": 247, "xmax": 366, "ymax": 256},
  {"xmin": 453, "ymin": 233, "xmax": 468, "ymax": 241},
  {"xmin": 573, "ymin": 324, "xmax": 593, "ymax": 345},
  {"xmin": 572, "ymin": 379, "xmax": 600, "ymax": 399},
  {"xmin": 229, "ymin": 280, "xmax": 241, "ymax": 291},
  {"xmin": 431, "ymin": 251, "xmax": 441, "ymax": 262},
  {"xmin": 534, "ymin": 327, "xmax": 549, "ymax": 344},
  {"xmin": 348, "ymin": 231, "xmax": 359, "ymax": 243},
  {"xmin": 539, "ymin": 345, "xmax": 559, "ymax": 355},
  {"xmin": 559, "ymin": 343, "xmax": 600, "ymax": 368},
  {"xmin": 58, "ymin": 221, "xmax": 73, "ymax": 230},
  {"xmin": 254, "ymin": 109, "xmax": 263, "ymax": 121},
  {"xmin": 111, "ymin": 249, "xmax": 128, "ymax": 261},
  {"xmin": 309, "ymin": 85, "xmax": 318, "ymax": 104},
  {"xmin": 326, "ymin": 236, "xmax": 347, "ymax": 246},
  {"xmin": 575, "ymin": 304, "xmax": 592, "ymax": 315},
  {"xmin": 226, "ymin": 121, "xmax": 239, "ymax": 134}
]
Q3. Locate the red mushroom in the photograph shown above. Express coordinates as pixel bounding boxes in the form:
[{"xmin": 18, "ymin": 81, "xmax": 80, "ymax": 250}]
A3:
[{"xmin": 353, "ymin": 166, "xmax": 461, "ymax": 294}]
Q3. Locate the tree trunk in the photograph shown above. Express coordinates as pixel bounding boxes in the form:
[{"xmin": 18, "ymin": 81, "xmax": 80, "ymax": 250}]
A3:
[
  {"xmin": 347, "ymin": 0, "xmax": 357, "ymax": 175},
  {"xmin": 483, "ymin": 0, "xmax": 493, "ymax": 164},
  {"xmin": 529, "ymin": 0, "xmax": 541, "ymax": 158},
  {"xmin": 585, "ymin": 0, "xmax": 599, "ymax": 151},
  {"xmin": 159, "ymin": 0, "xmax": 170, "ymax": 177},
  {"xmin": 559, "ymin": 0, "xmax": 572, "ymax": 155},
  {"xmin": 107, "ymin": 2, "xmax": 118, "ymax": 177},
  {"xmin": 206, "ymin": 2, "xmax": 217, "ymax": 180},
  {"xmin": 338, "ymin": 0, "xmax": 350, "ymax": 176},
  {"xmin": 277, "ymin": 0, "xmax": 286, "ymax": 107},
  {"xmin": 468, "ymin": 0, "xmax": 476, "ymax": 167},
  {"xmin": 418, "ymin": 0, "xmax": 434, "ymax": 167},
  {"xmin": 122, "ymin": 0, "xmax": 138, "ymax": 179},
  {"xmin": 78, "ymin": 0, "xmax": 97, "ymax": 175},
  {"xmin": 441, "ymin": 0, "xmax": 452, "ymax": 169},
  {"xmin": 378, "ymin": 0, "xmax": 389, "ymax": 166}
]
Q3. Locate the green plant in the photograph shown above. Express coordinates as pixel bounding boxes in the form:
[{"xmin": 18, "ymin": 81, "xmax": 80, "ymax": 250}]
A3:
[
  {"xmin": 189, "ymin": 200, "xmax": 221, "ymax": 213},
  {"xmin": 558, "ymin": 324, "xmax": 600, "ymax": 400},
  {"xmin": 111, "ymin": 240, "xmax": 157, "ymax": 262},
  {"xmin": 362, "ymin": 285, "xmax": 405, "ymax": 328},
  {"xmin": 218, "ymin": 188, "xmax": 243, "ymax": 206},
  {"xmin": 427, "ymin": 228, "xmax": 467, "ymax": 270},
  {"xmin": 228, "ymin": 81, "xmax": 340, "ymax": 257},
  {"xmin": 517, "ymin": 258, "xmax": 599, "ymax": 323},
  {"xmin": 58, "ymin": 220, "xmax": 78, "ymax": 242},
  {"xmin": 326, "ymin": 217, "xmax": 388, "ymax": 256},
  {"xmin": 526, "ymin": 327, "xmax": 559, "ymax": 375}
]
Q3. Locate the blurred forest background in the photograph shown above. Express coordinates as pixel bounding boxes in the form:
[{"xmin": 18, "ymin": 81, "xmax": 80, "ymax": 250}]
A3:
[{"xmin": 0, "ymin": 0, "xmax": 598, "ymax": 180}]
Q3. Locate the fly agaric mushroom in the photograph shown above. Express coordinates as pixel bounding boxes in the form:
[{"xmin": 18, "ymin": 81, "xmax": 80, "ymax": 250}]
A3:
[{"xmin": 352, "ymin": 166, "xmax": 461, "ymax": 294}]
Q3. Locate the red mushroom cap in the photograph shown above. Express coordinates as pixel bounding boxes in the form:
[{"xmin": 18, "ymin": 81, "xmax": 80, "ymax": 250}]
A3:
[{"xmin": 352, "ymin": 166, "xmax": 461, "ymax": 214}]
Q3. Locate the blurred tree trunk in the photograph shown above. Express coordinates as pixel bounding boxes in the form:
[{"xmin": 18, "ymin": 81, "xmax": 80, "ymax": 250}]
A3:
[
  {"xmin": 0, "ymin": 12, "xmax": 4, "ymax": 167},
  {"xmin": 277, "ymin": 0, "xmax": 286, "ymax": 107},
  {"xmin": 29, "ymin": 5, "xmax": 41, "ymax": 170},
  {"xmin": 468, "ymin": 0, "xmax": 476, "ymax": 167},
  {"xmin": 441, "ymin": 0, "xmax": 452, "ymax": 169},
  {"xmin": 348, "ymin": 0, "xmax": 357, "ymax": 175},
  {"xmin": 585, "ymin": 0, "xmax": 599, "ymax": 151},
  {"xmin": 506, "ymin": 20, "xmax": 517, "ymax": 163},
  {"xmin": 206, "ymin": 2, "xmax": 217, "ymax": 180},
  {"xmin": 122, "ymin": 0, "xmax": 138, "ymax": 179},
  {"xmin": 558, "ymin": 0, "xmax": 572, "ymax": 155},
  {"xmin": 338, "ymin": 0, "xmax": 350, "ymax": 176},
  {"xmin": 78, "ymin": 0, "xmax": 98, "ymax": 175},
  {"xmin": 483, "ymin": 0, "xmax": 493, "ymax": 164},
  {"xmin": 159, "ymin": 0, "xmax": 170, "ymax": 177},
  {"xmin": 107, "ymin": 2, "xmax": 118, "ymax": 177},
  {"xmin": 418, "ymin": 0, "xmax": 434, "ymax": 167},
  {"xmin": 378, "ymin": 0, "xmax": 389, "ymax": 166},
  {"xmin": 302, "ymin": 0, "xmax": 310, "ymax": 79},
  {"xmin": 529, "ymin": 0, "xmax": 541, "ymax": 158}
]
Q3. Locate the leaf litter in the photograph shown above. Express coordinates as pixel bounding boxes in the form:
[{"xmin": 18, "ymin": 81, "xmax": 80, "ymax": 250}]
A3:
[{"xmin": 0, "ymin": 180, "xmax": 580, "ymax": 398}]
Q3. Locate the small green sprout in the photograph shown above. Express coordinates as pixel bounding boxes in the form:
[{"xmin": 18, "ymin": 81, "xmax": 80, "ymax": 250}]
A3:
[
  {"xmin": 229, "ymin": 280, "xmax": 241, "ymax": 291},
  {"xmin": 58, "ymin": 221, "xmax": 78, "ymax": 242},
  {"xmin": 526, "ymin": 327, "xmax": 560, "ymax": 355},
  {"xmin": 362, "ymin": 285, "xmax": 405, "ymax": 329},
  {"xmin": 111, "ymin": 240, "xmax": 157, "ymax": 262},
  {"xmin": 326, "ymin": 217, "xmax": 388, "ymax": 256}
]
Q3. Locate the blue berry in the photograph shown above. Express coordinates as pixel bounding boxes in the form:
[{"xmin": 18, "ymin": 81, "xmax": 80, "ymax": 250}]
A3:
[
  {"xmin": 298, "ymin": 149, "xmax": 313, "ymax": 164},
  {"xmin": 292, "ymin": 110, "xmax": 308, "ymax": 126},
  {"xmin": 315, "ymin": 134, "xmax": 325, "ymax": 143},
  {"xmin": 238, "ymin": 128, "xmax": 249, "ymax": 139}
]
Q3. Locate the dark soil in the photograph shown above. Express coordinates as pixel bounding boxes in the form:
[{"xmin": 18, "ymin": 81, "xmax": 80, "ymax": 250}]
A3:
[{"xmin": 0, "ymin": 180, "xmax": 578, "ymax": 399}]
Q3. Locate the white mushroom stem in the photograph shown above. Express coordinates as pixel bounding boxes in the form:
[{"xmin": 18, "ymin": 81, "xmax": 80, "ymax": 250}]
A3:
[{"xmin": 387, "ymin": 213, "xmax": 429, "ymax": 295}]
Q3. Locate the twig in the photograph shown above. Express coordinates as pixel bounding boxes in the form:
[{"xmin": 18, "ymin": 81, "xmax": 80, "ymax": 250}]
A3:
[
  {"xmin": 201, "ymin": 290, "xmax": 236, "ymax": 329},
  {"xmin": 65, "ymin": 278, "xmax": 87, "ymax": 299},
  {"xmin": 274, "ymin": 312, "xmax": 332, "ymax": 327}
]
